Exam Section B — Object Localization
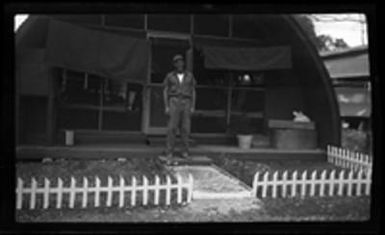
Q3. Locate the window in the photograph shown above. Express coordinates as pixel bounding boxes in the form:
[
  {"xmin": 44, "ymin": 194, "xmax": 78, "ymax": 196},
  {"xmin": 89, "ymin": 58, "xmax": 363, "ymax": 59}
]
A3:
[
  {"xmin": 102, "ymin": 80, "xmax": 142, "ymax": 131},
  {"xmin": 56, "ymin": 68, "xmax": 142, "ymax": 131},
  {"xmin": 104, "ymin": 14, "xmax": 144, "ymax": 29},
  {"xmin": 193, "ymin": 48, "xmax": 229, "ymax": 86},
  {"xmin": 58, "ymin": 70, "xmax": 101, "ymax": 106},
  {"xmin": 150, "ymin": 37, "xmax": 190, "ymax": 83},
  {"xmin": 232, "ymin": 72, "xmax": 265, "ymax": 87},
  {"xmin": 191, "ymin": 46, "xmax": 266, "ymax": 134},
  {"xmin": 19, "ymin": 96, "xmax": 48, "ymax": 144},
  {"xmin": 194, "ymin": 14, "xmax": 229, "ymax": 37},
  {"xmin": 148, "ymin": 14, "xmax": 191, "ymax": 33},
  {"xmin": 232, "ymin": 15, "xmax": 259, "ymax": 39},
  {"xmin": 53, "ymin": 15, "xmax": 102, "ymax": 26}
]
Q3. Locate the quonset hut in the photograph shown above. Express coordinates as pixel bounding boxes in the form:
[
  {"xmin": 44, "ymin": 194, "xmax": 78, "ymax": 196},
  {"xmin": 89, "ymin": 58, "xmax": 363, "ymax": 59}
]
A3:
[{"xmin": 15, "ymin": 14, "xmax": 340, "ymax": 153}]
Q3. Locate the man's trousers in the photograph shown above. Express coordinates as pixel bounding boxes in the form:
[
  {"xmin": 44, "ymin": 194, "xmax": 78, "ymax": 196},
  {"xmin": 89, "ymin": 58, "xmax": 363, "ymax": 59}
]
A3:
[{"xmin": 166, "ymin": 97, "xmax": 192, "ymax": 154}]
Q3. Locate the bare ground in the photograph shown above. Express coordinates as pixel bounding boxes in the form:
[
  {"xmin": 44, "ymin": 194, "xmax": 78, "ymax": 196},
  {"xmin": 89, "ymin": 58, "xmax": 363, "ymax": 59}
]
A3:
[{"xmin": 16, "ymin": 158, "xmax": 371, "ymax": 222}]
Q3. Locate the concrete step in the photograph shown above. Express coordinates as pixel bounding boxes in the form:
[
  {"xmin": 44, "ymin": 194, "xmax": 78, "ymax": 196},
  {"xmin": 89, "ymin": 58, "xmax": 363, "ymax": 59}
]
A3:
[
  {"xmin": 158, "ymin": 155, "xmax": 213, "ymax": 165},
  {"xmin": 169, "ymin": 165, "xmax": 253, "ymax": 199}
]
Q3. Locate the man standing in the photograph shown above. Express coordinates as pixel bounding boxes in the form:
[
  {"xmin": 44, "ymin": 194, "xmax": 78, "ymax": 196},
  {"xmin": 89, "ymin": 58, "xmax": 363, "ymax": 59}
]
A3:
[{"xmin": 163, "ymin": 54, "xmax": 196, "ymax": 164}]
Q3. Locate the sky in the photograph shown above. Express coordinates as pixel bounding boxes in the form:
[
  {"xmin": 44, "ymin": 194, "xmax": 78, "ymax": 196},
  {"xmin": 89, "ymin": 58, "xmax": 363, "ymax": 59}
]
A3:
[
  {"xmin": 14, "ymin": 13, "xmax": 368, "ymax": 47},
  {"xmin": 14, "ymin": 14, "xmax": 29, "ymax": 32},
  {"xmin": 312, "ymin": 14, "xmax": 368, "ymax": 47}
]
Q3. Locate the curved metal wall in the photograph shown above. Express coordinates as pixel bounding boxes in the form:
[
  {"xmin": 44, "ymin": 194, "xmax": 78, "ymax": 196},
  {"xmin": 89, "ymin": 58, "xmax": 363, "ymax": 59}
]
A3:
[{"xmin": 283, "ymin": 15, "xmax": 341, "ymax": 147}]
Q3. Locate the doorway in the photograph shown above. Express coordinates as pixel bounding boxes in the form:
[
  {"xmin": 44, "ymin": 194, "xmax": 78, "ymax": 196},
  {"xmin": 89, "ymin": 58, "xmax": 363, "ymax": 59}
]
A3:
[{"xmin": 144, "ymin": 34, "xmax": 192, "ymax": 134}]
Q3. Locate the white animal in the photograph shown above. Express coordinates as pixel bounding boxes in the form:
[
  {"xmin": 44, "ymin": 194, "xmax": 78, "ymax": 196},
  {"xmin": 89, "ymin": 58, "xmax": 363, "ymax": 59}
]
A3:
[{"xmin": 293, "ymin": 111, "xmax": 311, "ymax": 122}]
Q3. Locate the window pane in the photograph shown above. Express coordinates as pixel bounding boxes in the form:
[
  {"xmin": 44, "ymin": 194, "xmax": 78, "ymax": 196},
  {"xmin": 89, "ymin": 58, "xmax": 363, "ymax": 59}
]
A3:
[
  {"xmin": 193, "ymin": 49, "xmax": 230, "ymax": 86},
  {"xmin": 231, "ymin": 89, "xmax": 264, "ymax": 112},
  {"xmin": 53, "ymin": 14, "xmax": 102, "ymax": 26},
  {"xmin": 196, "ymin": 87, "xmax": 227, "ymax": 111},
  {"xmin": 102, "ymin": 111, "xmax": 141, "ymax": 131},
  {"xmin": 58, "ymin": 71, "xmax": 101, "ymax": 106},
  {"xmin": 104, "ymin": 14, "xmax": 144, "ymax": 29},
  {"xmin": 148, "ymin": 14, "xmax": 190, "ymax": 33},
  {"xmin": 232, "ymin": 15, "xmax": 259, "ymax": 39},
  {"xmin": 57, "ymin": 108, "xmax": 99, "ymax": 130},
  {"xmin": 149, "ymin": 86, "xmax": 168, "ymax": 127},
  {"xmin": 151, "ymin": 38, "xmax": 190, "ymax": 83},
  {"xmin": 233, "ymin": 72, "xmax": 265, "ymax": 87},
  {"xmin": 229, "ymin": 115, "xmax": 265, "ymax": 134},
  {"xmin": 102, "ymin": 80, "xmax": 142, "ymax": 131},
  {"xmin": 191, "ymin": 116, "xmax": 227, "ymax": 133},
  {"xmin": 20, "ymin": 96, "xmax": 47, "ymax": 134},
  {"xmin": 194, "ymin": 14, "xmax": 229, "ymax": 37},
  {"xmin": 103, "ymin": 80, "xmax": 142, "ymax": 110}
]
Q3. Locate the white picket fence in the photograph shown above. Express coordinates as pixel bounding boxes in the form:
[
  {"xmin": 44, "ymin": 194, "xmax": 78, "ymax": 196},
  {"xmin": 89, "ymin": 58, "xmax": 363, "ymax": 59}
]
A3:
[
  {"xmin": 16, "ymin": 174, "xmax": 193, "ymax": 210},
  {"xmin": 252, "ymin": 169, "xmax": 371, "ymax": 198},
  {"xmin": 327, "ymin": 145, "xmax": 372, "ymax": 173}
]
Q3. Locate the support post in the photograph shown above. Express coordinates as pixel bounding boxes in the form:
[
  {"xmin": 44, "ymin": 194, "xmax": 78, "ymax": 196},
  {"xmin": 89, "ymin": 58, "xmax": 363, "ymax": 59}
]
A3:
[{"xmin": 46, "ymin": 68, "xmax": 56, "ymax": 145}]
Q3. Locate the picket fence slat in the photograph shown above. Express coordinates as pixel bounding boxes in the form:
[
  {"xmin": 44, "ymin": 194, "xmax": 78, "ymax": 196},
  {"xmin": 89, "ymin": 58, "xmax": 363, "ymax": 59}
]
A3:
[
  {"xmin": 165, "ymin": 175, "xmax": 171, "ymax": 206},
  {"xmin": 310, "ymin": 171, "xmax": 316, "ymax": 196},
  {"xmin": 16, "ymin": 173, "xmax": 193, "ymax": 210},
  {"xmin": 43, "ymin": 178, "xmax": 50, "ymax": 209},
  {"xmin": 30, "ymin": 178, "xmax": 37, "ymax": 210},
  {"xmin": 300, "ymin": 171, "xmax": 307, "ymax": 197},
  {"xmin": 57, "ymin": 178, "xmax": 63, "ymax": 209},
  {"xmin": 282, "ymin": 171, "xmax": 288, "ymax": 197},
  {"xmin": 95, "ymin": 177, "xmax": 101, "ymax": 207},
  {"xmin": 272, "ymin": 172, "xmax": 278, "ymax": 198},
  {"xmin": 16, "ymin": 178, "xmax": 23, "ymax": 210},
  {"xmin": 262, "ymin": 172, "xmax": 268, "ymax": 198},
  {"xmin": 319, "ymin": 170, "xmax": 326, "ymax": 197},
  {"xmin": 119, "ymin": 176, "xmax": 125, "ymax": 208},
  {"xmin": 154, "ymin": 175, "xmax": 160, "ymax": 205},
  {"xmin": 82, "ymin": 177, "xmax": 88, "ymax": 208},
  {"xmin": 106, "ymin": 176, "xmax": 113, "ymax": 207},
  {"xmin": 188, "ymin": 174, "xmax": 194, "ymax": 202},
  {"xmin": 291, "ymin": 171, "xmax": 298, "ymax": 197},
  {"xmin": 131, "ymin": 176, "xmax": 136, "ymax": 207},
  {"xmin": 69, "ymin": 177, "xmax": 76, "ymax": 208},
  {"xmin": 142, "ymin": 176, "xmax": 148, "ymax": 206},
  {"xmin": 176, "ymin": 174, "xmax": 182, "ymax": 204}
]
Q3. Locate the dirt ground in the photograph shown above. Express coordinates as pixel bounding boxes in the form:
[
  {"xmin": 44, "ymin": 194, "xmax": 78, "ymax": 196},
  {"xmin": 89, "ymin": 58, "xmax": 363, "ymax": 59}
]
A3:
[
  {"xmin": 15, "ymin": 158, "xmax": 371, "ymax": 222},
  {"xmin": 16, "ymin": 196, "xmax": 370, "ymax": 222}
]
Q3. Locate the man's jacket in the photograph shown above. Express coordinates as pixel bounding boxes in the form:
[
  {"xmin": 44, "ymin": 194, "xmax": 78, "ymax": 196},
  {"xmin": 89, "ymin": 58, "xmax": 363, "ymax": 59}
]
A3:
[{"xmin": 163, "ymin": 70, "xmax": 196, "ymax": 99}]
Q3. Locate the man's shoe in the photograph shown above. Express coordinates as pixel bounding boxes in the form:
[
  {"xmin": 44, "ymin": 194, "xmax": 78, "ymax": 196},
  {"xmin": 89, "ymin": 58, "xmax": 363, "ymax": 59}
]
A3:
[
  {"xmin": 181, "ymin": 152, "xmax": 190, "ymax": 159},
  {"xmin": 165, "ymin": 153, "xmax": 173, "ymax": 165}
]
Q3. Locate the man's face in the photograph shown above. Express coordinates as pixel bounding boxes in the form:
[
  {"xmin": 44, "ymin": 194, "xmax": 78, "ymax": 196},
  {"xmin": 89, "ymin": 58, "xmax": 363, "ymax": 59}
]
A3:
[{"xmin": 174, "ymin": 59, "xmax": 185, "ymax": 72}]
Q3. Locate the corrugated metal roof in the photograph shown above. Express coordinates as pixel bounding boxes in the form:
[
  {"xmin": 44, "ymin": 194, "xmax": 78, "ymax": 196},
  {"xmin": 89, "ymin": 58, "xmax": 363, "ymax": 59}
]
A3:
[{"xmin": 321, "ymin": 46, "xmax": 370, "ymax": 79}]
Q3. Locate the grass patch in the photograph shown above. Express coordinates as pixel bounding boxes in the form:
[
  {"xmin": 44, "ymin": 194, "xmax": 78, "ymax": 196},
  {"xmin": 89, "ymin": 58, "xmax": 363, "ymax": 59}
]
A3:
[{"xmin": 212, "ymin": 157, "xmax": 345, "ymax": 186}]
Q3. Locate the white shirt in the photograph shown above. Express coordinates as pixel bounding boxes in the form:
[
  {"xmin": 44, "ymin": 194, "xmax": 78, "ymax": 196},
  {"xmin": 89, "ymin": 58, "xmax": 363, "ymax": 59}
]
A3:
[{"xmin": 177, "ymin": 73, "xmax": 184, "ymax": 83}]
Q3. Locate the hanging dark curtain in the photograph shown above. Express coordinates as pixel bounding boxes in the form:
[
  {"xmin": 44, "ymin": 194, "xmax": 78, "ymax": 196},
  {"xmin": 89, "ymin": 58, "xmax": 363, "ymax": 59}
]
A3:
[
  {"xmin": 17, "ymin": 48, "xmax": 49, "ymax": 96},
  {"xmin": 200, "ymin": 45, "xmax": 292, "ymax": 71},
  {"xmin": 45, "ymin": 20, "xmax": 150, "ymax": 83}
]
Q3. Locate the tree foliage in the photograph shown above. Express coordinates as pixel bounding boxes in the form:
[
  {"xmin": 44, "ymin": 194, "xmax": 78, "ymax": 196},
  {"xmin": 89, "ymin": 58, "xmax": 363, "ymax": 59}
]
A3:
[{"xmin": 295, "ymin": 15, "xmax": 350, "ymax": 52}]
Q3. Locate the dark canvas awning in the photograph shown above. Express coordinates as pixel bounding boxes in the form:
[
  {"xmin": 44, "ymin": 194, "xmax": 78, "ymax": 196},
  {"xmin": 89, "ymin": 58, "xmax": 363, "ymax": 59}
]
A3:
[
  {"xmin": 199, "ymin": 45, "xmax": 292, "ymax": 71},
  {"xmin": 45, "ymin": 20, "xmax": 150, "ymax": 83}
]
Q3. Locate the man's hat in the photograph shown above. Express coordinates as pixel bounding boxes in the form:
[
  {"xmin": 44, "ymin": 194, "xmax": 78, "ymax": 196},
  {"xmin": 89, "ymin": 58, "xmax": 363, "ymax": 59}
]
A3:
[{"xmin": 172, "ymin": 54, "xmax": 184, "ymax": 63}]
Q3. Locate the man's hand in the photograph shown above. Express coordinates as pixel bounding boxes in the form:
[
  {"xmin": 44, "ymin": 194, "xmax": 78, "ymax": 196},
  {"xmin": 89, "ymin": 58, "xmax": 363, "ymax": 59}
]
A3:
[
  {"xmin": 165, "ymin": 107, "xmax": 170, "ymax": 115},
  {"xmin": 190, "ymin": 107, "xmax": 195, "ymax": 113}
]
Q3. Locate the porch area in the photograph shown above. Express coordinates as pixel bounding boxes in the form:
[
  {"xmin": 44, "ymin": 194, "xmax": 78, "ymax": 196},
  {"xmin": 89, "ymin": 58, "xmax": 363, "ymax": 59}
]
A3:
[{"xmin": 16, "ymin": 144, "xmax": 325, "ymax": 161}]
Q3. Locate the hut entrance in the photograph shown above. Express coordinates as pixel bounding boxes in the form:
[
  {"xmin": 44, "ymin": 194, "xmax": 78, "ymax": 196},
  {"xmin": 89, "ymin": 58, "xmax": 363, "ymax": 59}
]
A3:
[{"xmin": 144, "ymin": 34, "xmax": 192, "ymax": 134}]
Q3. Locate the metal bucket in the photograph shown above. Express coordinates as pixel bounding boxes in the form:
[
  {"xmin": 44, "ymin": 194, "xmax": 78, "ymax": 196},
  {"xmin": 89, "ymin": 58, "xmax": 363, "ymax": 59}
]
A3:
[
  {"xmin": 237, "ymin": 135, "xmax": 253, "ymax": 149},
  {"xmin": 65, "ymin": 130, "xmax": 74, "ymax": 146}
]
